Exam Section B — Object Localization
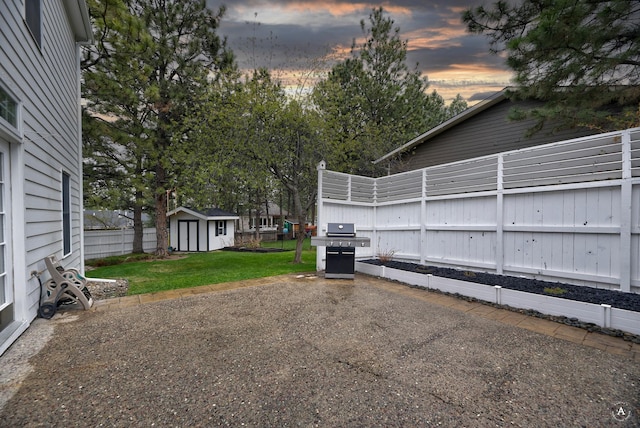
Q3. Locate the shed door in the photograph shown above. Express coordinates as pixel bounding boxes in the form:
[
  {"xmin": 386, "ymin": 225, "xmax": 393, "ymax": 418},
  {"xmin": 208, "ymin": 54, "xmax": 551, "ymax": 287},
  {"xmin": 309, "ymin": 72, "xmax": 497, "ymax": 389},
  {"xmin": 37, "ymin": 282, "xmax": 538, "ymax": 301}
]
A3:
[
  {"xmin": 178, "ymin": 220, "xmax": 199, "ymax": 252},
  {"xmin": 0, "ymin": 139, "xmax": 14, "ymax": 335}
]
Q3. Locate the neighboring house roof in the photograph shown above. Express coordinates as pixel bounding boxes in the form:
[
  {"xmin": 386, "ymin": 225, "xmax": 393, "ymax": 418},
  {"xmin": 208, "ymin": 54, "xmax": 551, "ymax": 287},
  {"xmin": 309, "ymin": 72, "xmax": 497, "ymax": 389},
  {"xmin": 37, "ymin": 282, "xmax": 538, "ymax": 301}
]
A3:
[
  {"xmin": 374, "ymin": 90, "xmax": 508, "ymax": 165},
  {"xmin": 374, "ymin": 88, "xmax": 601, "ymax": 174},
  {"xmin": 62, "ymin": 0, "xmax": 93, "ymax": 43},
  {"xmin": 168, "ymin": 206, "xmax": 239, "ymax": 220},
  {"xmin": 245, "ymin": 202, "xmax": 288, "ymax": 217}
]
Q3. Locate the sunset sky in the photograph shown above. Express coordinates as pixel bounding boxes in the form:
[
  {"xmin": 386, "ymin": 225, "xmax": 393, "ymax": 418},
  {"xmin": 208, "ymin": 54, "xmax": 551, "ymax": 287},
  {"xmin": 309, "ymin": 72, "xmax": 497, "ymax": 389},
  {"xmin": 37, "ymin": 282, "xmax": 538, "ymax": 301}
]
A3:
[{"xmin": 206, "ymin": 0, "xmax": 514, "ymax": 104}]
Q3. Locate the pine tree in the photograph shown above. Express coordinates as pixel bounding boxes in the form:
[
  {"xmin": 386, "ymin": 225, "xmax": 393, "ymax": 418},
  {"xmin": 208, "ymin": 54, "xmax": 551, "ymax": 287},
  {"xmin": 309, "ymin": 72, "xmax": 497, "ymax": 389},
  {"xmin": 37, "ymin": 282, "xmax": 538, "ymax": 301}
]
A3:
[
  {"xmin": 82, "ymin": 0, "xmax": 235, "ymax": 255},
  {"xmin": 463, "ymin": 0, "xmax": 640, "ymax": 131},
  {"xmin": 313, "ymin": 7, "xmax": 467, "ymax": 175}
]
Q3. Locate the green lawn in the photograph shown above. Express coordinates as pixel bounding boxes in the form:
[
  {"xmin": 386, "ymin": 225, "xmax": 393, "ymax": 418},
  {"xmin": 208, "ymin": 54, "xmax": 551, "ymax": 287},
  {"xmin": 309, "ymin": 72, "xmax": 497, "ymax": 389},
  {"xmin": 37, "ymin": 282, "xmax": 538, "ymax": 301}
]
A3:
[{"xmin": 86, "ymin": 241, "xmax": 316, "ymax": 295}]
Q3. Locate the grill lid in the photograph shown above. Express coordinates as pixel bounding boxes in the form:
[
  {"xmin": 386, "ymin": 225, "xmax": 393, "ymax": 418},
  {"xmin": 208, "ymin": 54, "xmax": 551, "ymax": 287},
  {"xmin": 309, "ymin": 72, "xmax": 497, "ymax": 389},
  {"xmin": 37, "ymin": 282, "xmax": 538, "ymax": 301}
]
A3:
[{"xmin": 326, "ymin": 223, "xmax": 355, "ymax": 237}]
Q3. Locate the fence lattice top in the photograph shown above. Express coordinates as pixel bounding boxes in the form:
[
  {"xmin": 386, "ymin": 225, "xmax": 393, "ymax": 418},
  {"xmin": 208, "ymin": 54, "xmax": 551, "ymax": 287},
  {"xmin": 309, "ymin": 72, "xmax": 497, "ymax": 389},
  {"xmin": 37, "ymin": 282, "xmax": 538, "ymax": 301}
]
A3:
[{"xmin": 321, "ymin": 128, "xmax": 640, "ymax": 202}]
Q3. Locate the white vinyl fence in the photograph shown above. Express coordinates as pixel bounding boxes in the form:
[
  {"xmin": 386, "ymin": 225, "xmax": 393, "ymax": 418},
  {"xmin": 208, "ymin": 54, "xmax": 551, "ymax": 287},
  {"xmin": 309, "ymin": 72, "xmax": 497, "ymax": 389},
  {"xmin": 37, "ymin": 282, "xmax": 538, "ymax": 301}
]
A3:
[
  {"xmin": 316, "ymin": 127, "xmax": 640, "ymax": 294},
  {"xmin": 84, "ymin": 228, "xmax": 157, "ymax": 260}
]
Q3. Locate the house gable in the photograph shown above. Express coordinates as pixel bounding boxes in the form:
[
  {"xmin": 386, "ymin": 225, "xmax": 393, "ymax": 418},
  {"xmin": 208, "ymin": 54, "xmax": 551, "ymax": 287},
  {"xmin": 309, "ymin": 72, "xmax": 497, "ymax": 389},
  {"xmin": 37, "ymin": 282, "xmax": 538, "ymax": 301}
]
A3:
[{"xmin": 378, "ymin": 90, "xmax": 599, "ymax": 174}]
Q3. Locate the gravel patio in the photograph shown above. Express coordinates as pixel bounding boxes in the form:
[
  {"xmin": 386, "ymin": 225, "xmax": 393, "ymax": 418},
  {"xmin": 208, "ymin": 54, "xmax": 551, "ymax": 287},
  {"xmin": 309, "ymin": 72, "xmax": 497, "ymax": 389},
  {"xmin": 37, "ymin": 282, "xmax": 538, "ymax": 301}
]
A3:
[{"xmin": 0, "ymin": 274, "xmax": 637, "ymax": 427}]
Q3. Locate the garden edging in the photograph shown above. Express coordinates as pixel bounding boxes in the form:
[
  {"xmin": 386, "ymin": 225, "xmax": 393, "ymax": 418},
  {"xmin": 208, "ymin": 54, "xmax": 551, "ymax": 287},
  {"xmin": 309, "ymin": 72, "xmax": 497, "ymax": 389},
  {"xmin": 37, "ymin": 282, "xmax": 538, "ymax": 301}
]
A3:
[{"xmin": 355, "ymin": 261, "xmax": 640, "ymax": 337}]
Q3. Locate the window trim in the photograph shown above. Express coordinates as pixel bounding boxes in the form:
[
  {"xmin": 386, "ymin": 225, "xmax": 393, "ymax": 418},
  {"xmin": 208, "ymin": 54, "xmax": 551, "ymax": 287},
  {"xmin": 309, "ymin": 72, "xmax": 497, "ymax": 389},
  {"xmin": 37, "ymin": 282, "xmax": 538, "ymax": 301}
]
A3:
[
  {"xmin": 216, "ymin": 220, "xmax": 227, "ymax": 236},
  {"xmin": 62, "ymin": 171, "xmax": 71, "ymax": 256},
  {"xmin": 0, "ymin": 82, "xmax": 22, "ymax": 142},
  {"xmin": 24, "ymin": 0, "xmax": 42, "ymax": 49}
]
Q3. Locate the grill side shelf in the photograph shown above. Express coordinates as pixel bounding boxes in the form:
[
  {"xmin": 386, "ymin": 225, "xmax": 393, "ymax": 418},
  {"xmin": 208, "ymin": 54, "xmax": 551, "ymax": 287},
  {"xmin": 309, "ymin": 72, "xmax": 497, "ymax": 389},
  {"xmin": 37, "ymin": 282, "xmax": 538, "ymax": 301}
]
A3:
[{"xmin": 311, "ymin": 237, "xmax": 371, "ymax": 247}]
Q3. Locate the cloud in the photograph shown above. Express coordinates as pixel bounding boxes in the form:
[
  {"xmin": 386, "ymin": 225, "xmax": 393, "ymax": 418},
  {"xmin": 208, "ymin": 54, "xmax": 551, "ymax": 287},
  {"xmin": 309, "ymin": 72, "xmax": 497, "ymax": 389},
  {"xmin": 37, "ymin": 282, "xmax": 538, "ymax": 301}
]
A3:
[
  {"xmin": 226, "ymin": 1, "xmax": 413, "ymax": 20},
  {"xmin": 208, "ymin": 0, "xmax": 511, "ymax": 103}
]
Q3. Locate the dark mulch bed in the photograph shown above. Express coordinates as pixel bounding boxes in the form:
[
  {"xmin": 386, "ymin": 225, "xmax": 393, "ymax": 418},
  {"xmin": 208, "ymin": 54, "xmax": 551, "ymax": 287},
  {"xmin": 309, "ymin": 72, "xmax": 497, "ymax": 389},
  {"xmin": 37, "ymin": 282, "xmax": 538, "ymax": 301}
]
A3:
[
  {"xmin": 222, "ymin": 246, "xmax": 288, "ymax": 253},
  {"xmin": 361, "ymin": 260, "xmax": 640, "ymax": 313}
]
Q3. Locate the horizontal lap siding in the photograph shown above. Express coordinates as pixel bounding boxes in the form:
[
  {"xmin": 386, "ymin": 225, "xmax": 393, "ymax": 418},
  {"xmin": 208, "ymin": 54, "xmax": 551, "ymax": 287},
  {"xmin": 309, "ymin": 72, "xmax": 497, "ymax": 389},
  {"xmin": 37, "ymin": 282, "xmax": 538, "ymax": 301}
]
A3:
[
  {"xmin": 397, "ymin": 99, "xmax": 597, "ymax": 172},
  {"xmin": 1, "ymin": 1, "xmax": 83, "ymax": 316},
  {"xmin": 24, "ymin": 1, "xmax": 81, "ymax": 275}
]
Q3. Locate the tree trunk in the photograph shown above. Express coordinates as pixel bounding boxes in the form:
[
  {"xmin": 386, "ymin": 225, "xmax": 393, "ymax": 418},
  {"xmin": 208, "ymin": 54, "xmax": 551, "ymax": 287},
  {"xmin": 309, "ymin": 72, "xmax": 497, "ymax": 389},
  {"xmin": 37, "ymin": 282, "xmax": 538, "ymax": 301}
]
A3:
[
  {"xmin": 253, "ymin": 209, "xmax": 261, "ymax": 241},
  {"xmin": 155, "ymin": 163, "xmax": 168, "ymax": 257},
  {"xmin": 294, "ymin": 225, "xmax": 305, "ymax": 263},
  {"xmin": 253, "ymin": 191, "xmax": 262, "ymax": 242},
  {"xmin": 291, "ymin": 187, "xmax": 306, "ymax": 264},
  {"xmin": 132, "ymin": 157, "xmax": 145, "ymax": 253},
  {"xmin": 132, "ymin": 200, "xmax": 144, "ymax": 253}
]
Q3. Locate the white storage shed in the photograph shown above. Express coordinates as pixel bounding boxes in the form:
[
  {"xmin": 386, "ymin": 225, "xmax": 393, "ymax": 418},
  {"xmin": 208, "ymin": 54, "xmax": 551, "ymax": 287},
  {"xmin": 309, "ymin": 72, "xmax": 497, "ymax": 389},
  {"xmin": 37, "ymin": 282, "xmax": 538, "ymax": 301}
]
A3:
[{"xmin": 168, "ymin": 207, "xmax": 239, "ymax": 252}]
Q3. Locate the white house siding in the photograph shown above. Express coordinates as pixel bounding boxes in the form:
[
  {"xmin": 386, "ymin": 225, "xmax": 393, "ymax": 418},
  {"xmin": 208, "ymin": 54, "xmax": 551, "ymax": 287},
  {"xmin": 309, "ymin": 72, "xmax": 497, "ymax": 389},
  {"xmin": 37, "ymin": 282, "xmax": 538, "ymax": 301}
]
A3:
[
  {"xmin": 0, "ymin": 1, "xmax": 89, "ymax": 355},
  {"xmin": 316, "ymin": 128, "xmax": 640, "ymax": 294}
]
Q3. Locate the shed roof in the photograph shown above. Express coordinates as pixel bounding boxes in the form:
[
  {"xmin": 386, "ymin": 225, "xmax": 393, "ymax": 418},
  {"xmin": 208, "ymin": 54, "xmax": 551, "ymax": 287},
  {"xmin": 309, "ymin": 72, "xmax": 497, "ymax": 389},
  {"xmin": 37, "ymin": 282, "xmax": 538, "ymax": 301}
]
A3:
[{"xmin": 167, "ymin": 206, "xmax": 239, "ymax": 220}]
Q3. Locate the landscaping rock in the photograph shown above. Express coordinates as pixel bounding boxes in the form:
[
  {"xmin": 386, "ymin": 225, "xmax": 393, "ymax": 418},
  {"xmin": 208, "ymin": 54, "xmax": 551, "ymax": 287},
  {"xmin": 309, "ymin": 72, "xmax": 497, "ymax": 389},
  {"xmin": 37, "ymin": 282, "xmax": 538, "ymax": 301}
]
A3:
[{"xmin": 85, "ymin": 279, "xmax": 129, "ymax": 300}]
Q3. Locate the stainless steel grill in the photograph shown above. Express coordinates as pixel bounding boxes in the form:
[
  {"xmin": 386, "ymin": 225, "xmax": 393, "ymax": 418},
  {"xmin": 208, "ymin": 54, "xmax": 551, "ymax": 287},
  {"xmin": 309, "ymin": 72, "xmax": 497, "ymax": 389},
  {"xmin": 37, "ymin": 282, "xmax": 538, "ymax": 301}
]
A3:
[{"xmin": 311, "ymin": 223, "xmax": 370, "ymax": 279}]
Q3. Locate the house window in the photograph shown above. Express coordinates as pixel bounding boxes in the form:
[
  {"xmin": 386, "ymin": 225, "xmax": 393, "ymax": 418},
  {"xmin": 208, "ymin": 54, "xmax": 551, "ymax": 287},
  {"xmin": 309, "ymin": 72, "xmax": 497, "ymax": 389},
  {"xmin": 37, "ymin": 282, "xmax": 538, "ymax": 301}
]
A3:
[
  {"xmin": 216, "ymin": 221, "xmax": 227, "ymax": 236},
  {"xmin": 0, "ymin": 87, "xmax": 17, "ymax": 128},
  {"xmin": 25, "ymin": 0, "xmax": 42, "ymax": 48},
  {"xmin": 62, "ymin": 172, "xmax": 71, "ymax": 255}
]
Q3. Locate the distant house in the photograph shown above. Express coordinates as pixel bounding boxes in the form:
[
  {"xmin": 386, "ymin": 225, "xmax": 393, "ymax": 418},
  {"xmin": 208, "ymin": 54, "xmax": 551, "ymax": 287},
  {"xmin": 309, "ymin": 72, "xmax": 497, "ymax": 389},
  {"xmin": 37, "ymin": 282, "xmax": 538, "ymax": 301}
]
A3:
[
  {"xmin": 0, "ymin": 0, "xmax": 92, "ymax": 355},
  {"xmin": 167, "ymin": 207, "xmax": 239, "ymax": 252},
  {"xmin": 375, "ymin": 89, "xmax": 601, "ymax": 174},
  {"xmin": 236, "ymin": 202, "xmax": 289, "ymax": 242},
  {"xmin": 238, "ymin": 202, "xmax": 288, "ymax": 233}
]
